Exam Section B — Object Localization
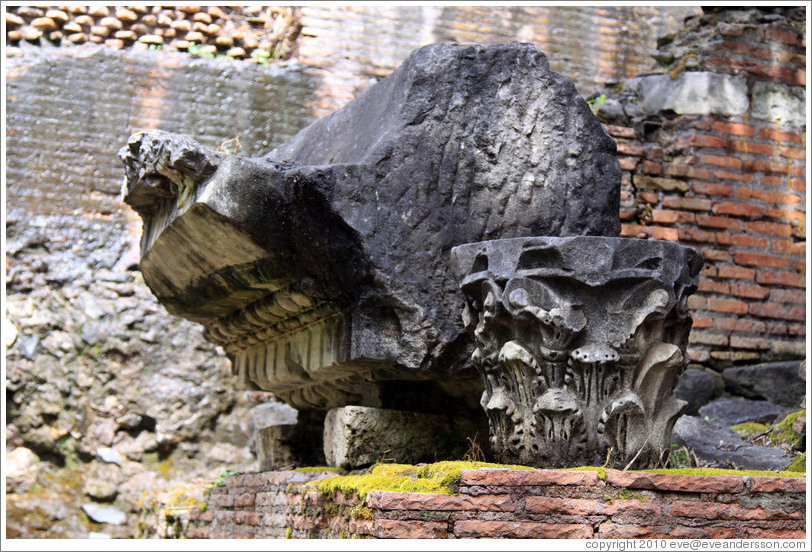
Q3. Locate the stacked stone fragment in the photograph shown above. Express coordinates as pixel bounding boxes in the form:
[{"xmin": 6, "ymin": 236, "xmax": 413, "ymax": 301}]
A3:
[{"xmin": 5, "ymin": 5, "xmax": 301, "ymax": 62}]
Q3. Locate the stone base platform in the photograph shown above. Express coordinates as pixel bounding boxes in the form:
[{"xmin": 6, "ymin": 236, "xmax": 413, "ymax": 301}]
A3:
[{"xmin": 175, "ymin": 468, "xmax": 805, "ymax": 539}]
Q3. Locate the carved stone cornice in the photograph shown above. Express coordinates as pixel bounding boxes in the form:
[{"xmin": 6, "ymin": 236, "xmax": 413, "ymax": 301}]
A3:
[{"xmin": 452, "ymin": 236, "xmax": 703, "ymax": 469}]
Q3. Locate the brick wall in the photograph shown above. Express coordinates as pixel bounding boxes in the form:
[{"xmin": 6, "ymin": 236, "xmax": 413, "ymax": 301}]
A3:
[
  {"xmin": 179, "ymin": 469, "xmax": 805, "ymax": 539},
  {"xmin": 600, "ymin": 9, "xmax": 806, "ymax": 367},
  {"xmin": 297, "ymin": 5, "xmax": 698, "ymax": 117}
]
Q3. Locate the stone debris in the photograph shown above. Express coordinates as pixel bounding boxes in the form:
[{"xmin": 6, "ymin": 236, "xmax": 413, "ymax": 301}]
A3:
[
  {"xmin": 722, "ymin": 361, "xmax": 806, "ymax": 408},
  {"xmin": 698, "ymin": 397, "xmax": 792, "ymax": 427},
  {"xmin": 82, "ymin": 503, "xmax": 127, "ymax": 525},
  {"xmin": 672, "ymin": 415, "xmax": 792, "ymax": 471}
]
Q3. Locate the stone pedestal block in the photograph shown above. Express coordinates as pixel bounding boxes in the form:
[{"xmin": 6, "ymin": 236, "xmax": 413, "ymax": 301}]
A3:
[
  {"xmin": 323, "ymin": 406, "xmax": 488, "ymax": 469},
  {"xmin": 452, "ymin": 236, "xmax": 702, "ymax": 469}
]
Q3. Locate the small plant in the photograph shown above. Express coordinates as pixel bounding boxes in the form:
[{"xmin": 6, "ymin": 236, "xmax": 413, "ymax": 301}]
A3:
[
  {"xmin": 148, "ymin": 44, "xmax": 162, "ymax": 51},
  {"xmin": 214, "ymin": 469, "xmax": 236, "ymax": 487},
  {"xmin": 587, "ymin": 94, "xmax": 607, "ymax": 114}
]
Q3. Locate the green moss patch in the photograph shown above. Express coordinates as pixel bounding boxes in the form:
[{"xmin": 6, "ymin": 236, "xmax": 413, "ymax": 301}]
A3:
[
  {"xmin": 731, "ymin": 422, "xmax": 770, "ymax": 438},
  {"xmin": 787, "ymin": 453, "xmax": 806, "ymax": 473},
  {"xmin": 293, "ymin": 466, "xmax": 339, "ymax": 473},
  {"xmin": 768, "ymin": 410, "xmax": 805, "ymax": 449},
  {"xmin": 310, "ymin": 461, "xmax": 533, "ymax": 500}
]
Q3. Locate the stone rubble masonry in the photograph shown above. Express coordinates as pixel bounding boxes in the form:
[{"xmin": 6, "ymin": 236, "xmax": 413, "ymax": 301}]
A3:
[
  {"xmin": 608, "ymin": 8, "xmax": 805, "ymax": 366},
  {"xmin": 181, "ymin": 468, "xmax": 805, "ymax": 539}
]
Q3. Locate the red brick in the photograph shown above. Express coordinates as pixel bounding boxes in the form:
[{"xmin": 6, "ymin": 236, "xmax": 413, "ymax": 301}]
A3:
[
  {"xmin": 700, "ymin": 248, "xmax": 731, "ymax": 262},
  {"xmin": 348, "ymin": 519, "xmax": 375, "ymax": 536},
  {"xmin": 643, "ymin": 160, "xmax": 662, "ymax": 175},
  {"xmin": 749, "ymin": 476, "xmax": 806, "ymax": 493},
  {"xmin": 234, "ymin": 493, "xmax": 256, "ymax": 508},
  {"xmin": 620, "ymin": 224, "xmax": 652, "ymax": 239},
  {"xmin": 599, "ymin": 524, "xmax": 738, "ymax": 539},
  {"xmin": 737, "ymin": 187, "xmax": 802, "ymax": 205},
  {"xmin": 692, "ymin": 316, "xmax": 713, "ymax": 328},
  {"xmin": 604, "ymin": 470, "xmax": 744, "ymax": 493},
  {"xmin": 375, "ymin": 519, "xmax": 447, "ymax": 539},
  {"xmin": 652, "ymin": 209, "xmax": 695, "ymax": 224},
  {"xmin": 617, "ymin": 142, "xmax": 644, "ymax": 156},
  {"xmin": 525, "ymin": 496, "xmax": 661, "ymax": 517},
  {"xmin": 637, "ymin": 191, "xmax": 659, "ymax": 204},
  {"xmin": 453, "ymin": 520, "xmax": 593, "ymax": 539},
  {"xmin": 730, "ymin": 336, "xmax": 772, "ymax": 350},
  {"xmin": 680, "ymin": 134, "xmax": 729, "ymax": 149},
  {"xmin": 744, "ymin": 529, "xmax": 807, "ymax": 539},
  {"xmin": 759, "ymin": 127, "xmax": 801, "ymax": 143},
  {"xmin": 712, "ymin": 121, "xmax": 755, "ymax": 137},
  {"xmin": 788, "ymin": 179, "xmax": 804, "ymax": 192},
  {"xmin": 703, "ymin": 155, "xmax": 741, "ymax": 169},
  {"xmin": 761, "ymin": 174, "xmax": 785, "ymax": 187},
  {"xmin": 619, "ymin": 157, "xmax": 638, "ymax": 171},
  {"xmin": 745, "ymin": 221, "xmax": 793, "ymax": 236},
  {"xmin": 708, "ymin": 298, "xmax": 748, "ymax": 315},
  {"xmin": 744, "ymin": 159, "xmax": 792, "ymax": 174},
  {"xmin": 365, "ymin": 491, "xmax": 513, "ymax": 511},
  {"xmin": 652, "ymin": 227, "xmax": 678, "ymax": 241},
  {"xmin": 779, "ymin": 145, "xmax": 806, "ymax": 160},
  {"xmin": 688, "ymin": 348, "xmax": 711, "ymax": 363},
  {"xmin": 729, "ymin": 283, "xmax": 770, "ymax": 300},
  {"xmin": 691, "ymin": 181, "xmax": 733, "ymax": 197},
  {"xmin": 770, "ymin": 288, "xmax": 806, "ymax": 304},
  {"xmin": 677, "ymin": 228, "xmax": 716, "ymax": 243},
  {"xmin": 698, "ymin": 280, "xmax": 730, "ymax": 294},
  {"xmin": 662, "ymin": 197, "xmax": 712, "ymax": 211},
  {"xmin": 714, "ymin": 202, "xmax": 765, "ymax": 218},
  {"xmin": 663, "ymin": 164, "xmax": 711, "ymax": 180},
  {"xmin": 670, "ymin": 500, "xmax": 803, "ymax": 521},
  {"xmin": 696, "ymin": 214, "xmax": 742, "ymax": 230},
  {"xmin": 234, "ymin": 511, "xmax": 262, "ymax": 525},
  {"xmin": 789, "ymin": 323, "xmax": 806, "ymax": 336},
  {"xmin": 735, "ymin": 251, "xmax": 791, "ymax": 268},
  {"xmin": 619, "ymin": 208, "xmax": 637, "ymax": 221},
  {"xmin": 603, "ymin": 124, "xmax": 636, "ymax": 139},
  {"xmin": 730, "ymin": 140, "xmax": 775, "ymax": 155},
  {"xmin": 714, "ymin": 318, "xmax": 766, "ymax": 333},
  {"xmin": 756, "ymin": 270, "xmax": 805, "ymax": 288},
  {"xmin": 749, "ymin": 303, "xmax": 805, "ymax": 321},
  {"xmin": 726, "ymin": 234, "xmax": 769, "ymax": 248},
  {"xmin": 717, "ymin": 265, "xmax": 755, "ymax": 279},
  {"xmin": 690, "ymin": 332, "xmax": 729, "ymax": 347},
  {"xmin": 766, "ymin": 322, "xmax": 789, "ymax": 336},
  {"xmin": 459, "ymin": 469, "xmax": 600, "ymax": 487},
  {"xmin": 714, "ymin": 169, "xmax": 754, "ymax": 182},
  {"xmin": 771, "ymin": 238, "xmax": 802, "ymax": 254},
  {"xmin": 764, "ymin": 207, "xmax": 804, "ymax": 221}
]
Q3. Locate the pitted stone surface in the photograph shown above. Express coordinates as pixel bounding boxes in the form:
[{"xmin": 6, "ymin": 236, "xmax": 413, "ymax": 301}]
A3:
[{"xmin": 120, "ymin": 43, "xmax": 621, "ymax": 416}]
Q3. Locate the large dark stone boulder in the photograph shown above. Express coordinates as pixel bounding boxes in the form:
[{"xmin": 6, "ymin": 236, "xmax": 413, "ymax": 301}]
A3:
[
  {"xmin": 672, "ymin": 415, "xmax": 791, "ymax": 471},
  {"xmin": 722, "ymin": 361, "xmax": 806, "ymax": 408},
  {"xmin": 120, "ymin": 43, "xmax": 621, "ymax": 418}
]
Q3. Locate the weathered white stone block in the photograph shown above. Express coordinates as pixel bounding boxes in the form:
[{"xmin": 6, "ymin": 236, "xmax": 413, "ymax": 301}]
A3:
[
  {"xmin": 751, "ymin": 81, "xmax": 805, "ymax": 126},
  {"xmin": 323, "ymin": 406, "xmax": 483, "ymax": 468},
  {"xmin": 625, "ymin": 72, "xmax": 748, "ymax": 116}
]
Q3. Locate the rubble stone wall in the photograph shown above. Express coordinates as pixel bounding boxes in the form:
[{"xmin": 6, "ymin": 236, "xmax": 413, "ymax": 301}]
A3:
[{"xmin": 179, "ymin": 469, "xmax": 805, "ymax": 539}]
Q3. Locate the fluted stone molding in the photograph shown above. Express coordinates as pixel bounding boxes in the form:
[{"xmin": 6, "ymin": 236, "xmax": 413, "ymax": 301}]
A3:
[{"xmin": 452, "ymin": 236, "xmax": 703, "ymax": 469}]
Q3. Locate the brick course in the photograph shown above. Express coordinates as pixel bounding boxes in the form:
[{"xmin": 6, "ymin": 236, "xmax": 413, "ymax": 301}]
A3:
[
  {"xmin": 181, "ymin": 468, "xmax": 805, "ymax": 539},
  {"xmin": 612, "ymin": 9, "xmax": 805, "ymax": 367}
]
